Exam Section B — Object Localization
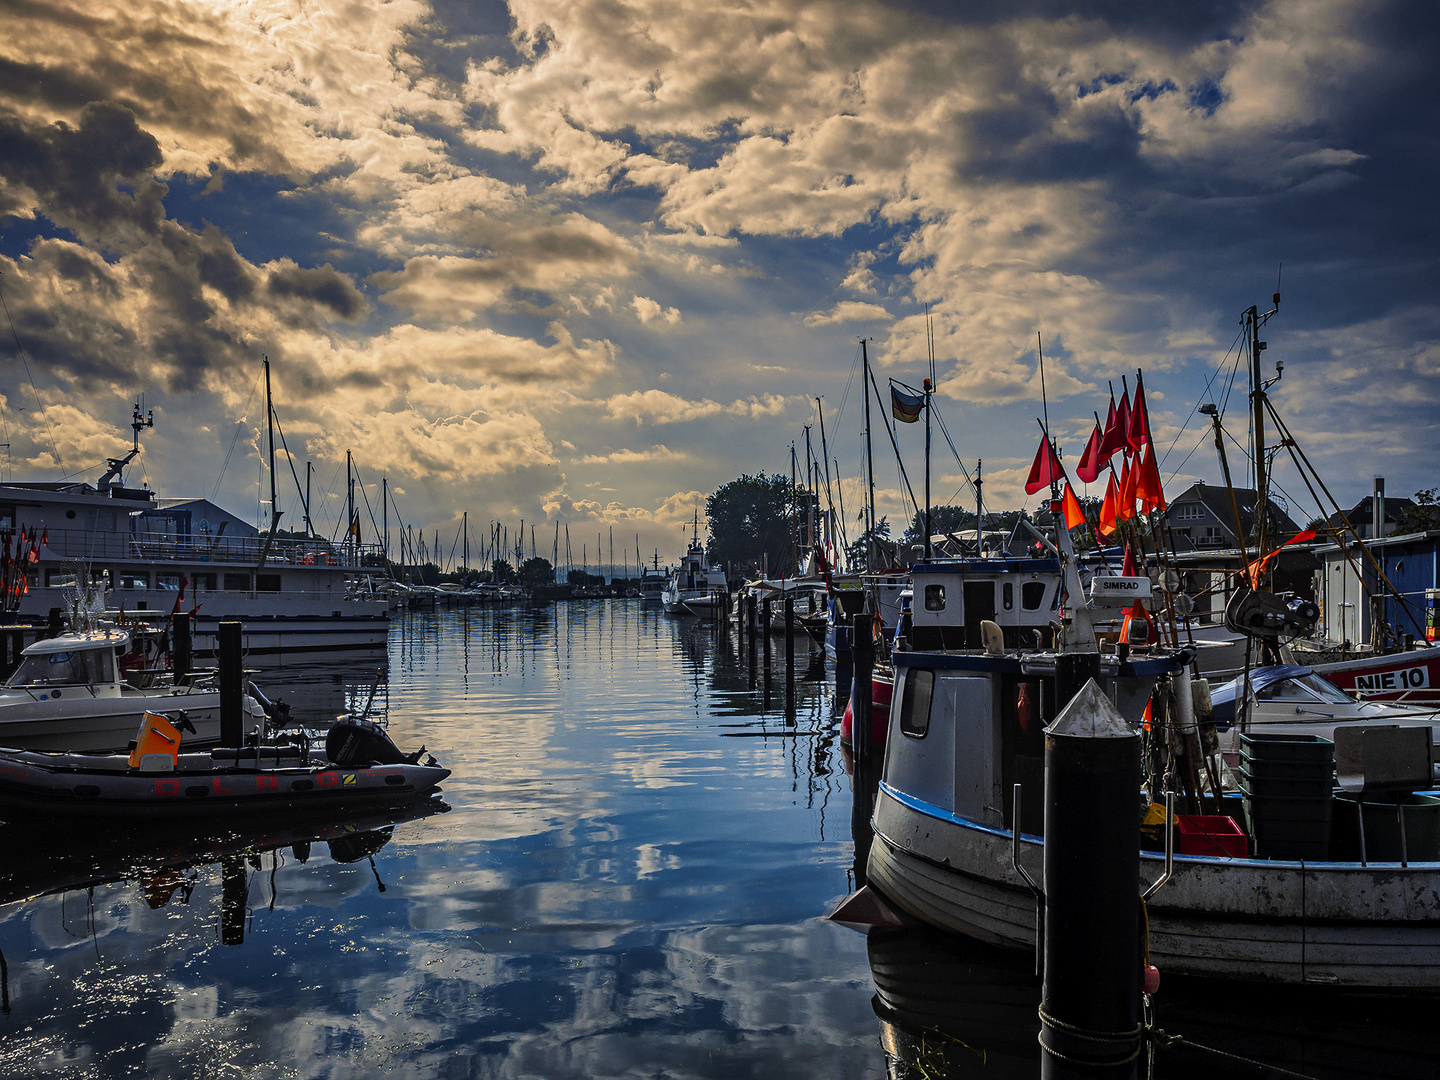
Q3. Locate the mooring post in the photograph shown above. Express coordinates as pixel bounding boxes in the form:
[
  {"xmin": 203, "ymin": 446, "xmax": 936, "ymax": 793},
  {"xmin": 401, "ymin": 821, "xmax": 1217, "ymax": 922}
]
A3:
[
  {"xmin": 851, "ymin": 612, "xmax": 874, "ymax": 764},
  {"xmin": 172, "ymin": 611, "xmax": 192, "ymax": 687},
  {"xmin": 1040, "ymin": 676, "xmax": 1142, "ymax": 1079},
  {"xmin": 219, "ymin": 620, "xmax": 244, "ymax": 746},
  {"xmin": 784, "ymin": 596, "xmax": 795, "ymax": 713}
]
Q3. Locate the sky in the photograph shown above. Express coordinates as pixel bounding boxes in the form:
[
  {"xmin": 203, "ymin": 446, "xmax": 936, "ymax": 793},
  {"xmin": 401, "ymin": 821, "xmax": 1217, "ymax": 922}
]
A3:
[{"xmin": 0, "ymin": 0, "xmax": 1436, "ymax": 570}]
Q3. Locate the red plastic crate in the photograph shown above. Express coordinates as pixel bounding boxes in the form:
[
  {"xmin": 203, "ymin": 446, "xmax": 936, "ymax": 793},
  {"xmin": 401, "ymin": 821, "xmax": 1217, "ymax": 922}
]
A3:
[{"xmin": 1175, "ymin": 814, "xmax": 1248, "ymax": 858}]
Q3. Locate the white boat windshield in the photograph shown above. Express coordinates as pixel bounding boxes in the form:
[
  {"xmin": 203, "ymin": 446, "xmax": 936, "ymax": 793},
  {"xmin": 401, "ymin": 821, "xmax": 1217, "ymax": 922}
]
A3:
[
  {"xmin": 1256, "ymin": 673, "xmax": 1354, "ymax": 705},
  {"xmin": 7, "ymin": 647, "xmax": 115, "ymax": 687}
]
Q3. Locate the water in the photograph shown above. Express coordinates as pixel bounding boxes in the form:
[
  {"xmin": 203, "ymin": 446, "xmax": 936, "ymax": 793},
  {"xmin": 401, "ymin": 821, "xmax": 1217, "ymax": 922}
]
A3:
[
  {"xmin": 2, "ymin": 602, "xmax": 1436, "ymax": 1078},
  {"xmin": 0, "ymin": 603, "xmax": 878, "ymax": 1077}
]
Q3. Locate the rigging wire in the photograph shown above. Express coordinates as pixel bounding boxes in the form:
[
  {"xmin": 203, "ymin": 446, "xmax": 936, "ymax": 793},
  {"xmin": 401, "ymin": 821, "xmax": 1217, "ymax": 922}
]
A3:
[{"xmin": 211, "ymin": 371, "xmax": 263, "ymax": 503}]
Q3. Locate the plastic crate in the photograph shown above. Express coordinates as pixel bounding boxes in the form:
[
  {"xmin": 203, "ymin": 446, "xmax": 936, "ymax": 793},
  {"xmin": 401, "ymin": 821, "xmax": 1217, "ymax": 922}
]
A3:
[
  {"xmin": 1176, "ymin": 814, "xmax": 1248, "ymax": 858},
  {"xmin": 1236, "ymin": 765, "xmax": 1333, "ymax": 800},
  {"xmin": 1240, "ymin": 733, "xmax": 1334, "ymax": 765},
  {"xmin": 1243, "ymin": 792, "xmax": 1334, "ymax": 860}
]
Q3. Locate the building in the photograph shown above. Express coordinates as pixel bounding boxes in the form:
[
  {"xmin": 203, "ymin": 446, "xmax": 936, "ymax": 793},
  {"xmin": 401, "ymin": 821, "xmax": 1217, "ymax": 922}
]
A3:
[
  {"xmin": 1162, "ymin": 481, "xmax": 1301, "ymax": 552},
  {"xmin": 1328, "ymin": 494, "xmax": 1417, "ymax": 540},
  {"xmin": 1315, "ymin": 530, "xmax": 1440, "ymax": 647}
]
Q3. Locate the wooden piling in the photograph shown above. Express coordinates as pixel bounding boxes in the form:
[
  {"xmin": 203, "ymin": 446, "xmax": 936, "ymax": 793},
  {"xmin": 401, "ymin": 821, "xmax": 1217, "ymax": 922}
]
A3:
[
  {"xmin": 219, "ymin": 621, "xmax": 244, "ymax": 747},
  {"xmin": 172, "ymin": 611, "xmax": 192, "ymax": 686}
]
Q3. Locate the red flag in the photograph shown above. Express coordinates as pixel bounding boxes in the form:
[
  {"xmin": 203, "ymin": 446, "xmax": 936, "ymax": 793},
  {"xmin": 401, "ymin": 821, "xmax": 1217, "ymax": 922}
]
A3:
[
  {"xmin": 1023, "ymin": 432, "xmax": 1063, "ymax": 495},
  {"xmin": 1098, "ymin": 388, "xmax": 1131, "ymax": 462},
  {"xmin": 1245, "ymin": 528, "xmax": 1319, "ymax": 588},
  {"xmin": 1116, "ymin": 459, "xmax": 1137, "ymax": 522},
  {"xmin": 1135, "ymin": 443, "xmax": 1167, "ymax": 514},
  {"xmin": 40, "ymin": 527, "xmax": 48, "ymax": 546},
  {"xmin": 1098, "ymin": 473, "xmax": 1120, "ymax": 536},
  {"xmin": 1061, "ymin": 483, "xmax": 1086, "ymax": 530},
  {"xmin": 1076, "ymin": 422, "xmax": 1103, "ymax": 484},
  {"xmin": 1121, "ymin": 543, "xmax": 1137, "ymax": 577},
  {"xmin": 1128, "ymin": 371, "xmax": 1150, "ymax": 454}
]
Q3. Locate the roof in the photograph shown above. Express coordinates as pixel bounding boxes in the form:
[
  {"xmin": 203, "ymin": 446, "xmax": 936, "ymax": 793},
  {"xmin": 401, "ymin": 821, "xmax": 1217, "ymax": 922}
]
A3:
[
  {"xmin": 1165, "ymin": 481, "xmax": 1301, "ymax": 548},
  {"xmin": 1329, "ymin": 496, "xmax": 1417, "ymax": 528}
]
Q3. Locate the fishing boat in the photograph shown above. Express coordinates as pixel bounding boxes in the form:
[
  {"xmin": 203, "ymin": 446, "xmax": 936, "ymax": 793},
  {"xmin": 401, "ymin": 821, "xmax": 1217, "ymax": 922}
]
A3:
[
  {"xmin": 0, "ymin": 627, "xmax": 266, "ymax": 752},
  {"xmin": 0, "ymin": 715, "xmax": 447, "ymax": 823},
  {"xmin": 856, "ymin": 488, "xmax": 1440, "ymax": 989},
  {"xmin": 660, "ymin": 513, "xmax": 728, "ymax": 617}
]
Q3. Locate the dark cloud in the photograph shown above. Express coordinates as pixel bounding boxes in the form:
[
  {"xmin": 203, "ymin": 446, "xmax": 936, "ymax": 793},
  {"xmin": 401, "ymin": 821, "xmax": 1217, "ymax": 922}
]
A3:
[
  {"xmin": 267, "ymin": 263, "xmax": 368, "ymax": 322},
  {"xmin": 881, "ymin": 0, "xmax": 1262, "ymax": 45},
  {"xmin": 0, "ymin": 101, "xmax": 164, "ymax": 243}
]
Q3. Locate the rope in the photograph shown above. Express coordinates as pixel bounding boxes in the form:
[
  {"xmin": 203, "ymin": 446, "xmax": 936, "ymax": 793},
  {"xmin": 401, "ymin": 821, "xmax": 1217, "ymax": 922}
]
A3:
[
  {"xmin": 1147, "ymin": 1025, "xmax": 1325, "ymax": 1079},
  {"xmin": 1037, "ymin": 1005, "xmax": 1143, "ymax": 1066}
]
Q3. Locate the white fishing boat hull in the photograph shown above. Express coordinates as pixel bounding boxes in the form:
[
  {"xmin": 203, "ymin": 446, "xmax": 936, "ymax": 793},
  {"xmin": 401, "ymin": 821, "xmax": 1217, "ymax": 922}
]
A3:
[
  {"xmin": 0, "ymin": 685, "xmax": 265, "ymax": 753},
  {"xmin": 869, "ymin": 783, "xmax": 1440, "ymax": 989}
]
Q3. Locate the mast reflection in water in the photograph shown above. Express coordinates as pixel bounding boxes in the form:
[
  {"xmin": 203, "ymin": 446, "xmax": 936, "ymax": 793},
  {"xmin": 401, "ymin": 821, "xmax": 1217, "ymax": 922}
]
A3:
[{"xmin": 0, "ymin": 602, "xmax": 875, "ymax": 1077}]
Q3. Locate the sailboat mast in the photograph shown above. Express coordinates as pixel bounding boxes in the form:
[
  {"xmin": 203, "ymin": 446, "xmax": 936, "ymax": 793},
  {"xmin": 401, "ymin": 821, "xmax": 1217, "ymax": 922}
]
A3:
[
  {"xmin": 923, "ymin": 378, "xmax": 932, "ymax": 560},
  {"xmin": 346, "ymin": 450, "xmax": 354, "ymax": 562},
  {"xmin": 816, "ymin": 397, "xmax": 837, "ymax": 563},
  {"xmin": 861, "ymin": 338, "xmax": 876, "ymax": 571},
  {"xmin": 1248, "ymin": 304, "xmax": 1268, "ymax": 554},
  {"xmin": 305, "ymin": 461, "xmax": 313, "ymax": 538}
]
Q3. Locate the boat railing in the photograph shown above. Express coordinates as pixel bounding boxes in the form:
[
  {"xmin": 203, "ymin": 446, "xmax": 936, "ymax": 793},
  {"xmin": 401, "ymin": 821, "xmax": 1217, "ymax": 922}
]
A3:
[{"xmin": 126, "ymin": 535, "xmax": 385, "ymax": 568}]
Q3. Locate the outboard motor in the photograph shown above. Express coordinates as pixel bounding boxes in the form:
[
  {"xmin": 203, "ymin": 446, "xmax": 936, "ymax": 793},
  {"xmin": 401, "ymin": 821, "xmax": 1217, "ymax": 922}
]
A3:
[{"xmin": 326, "ymin": 717, "xmax": 414, "ymax": 767}]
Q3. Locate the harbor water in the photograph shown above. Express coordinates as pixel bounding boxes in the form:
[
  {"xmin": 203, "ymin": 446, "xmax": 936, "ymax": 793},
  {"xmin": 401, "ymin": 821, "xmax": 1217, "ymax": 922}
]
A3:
[{"xmin": 0, "ymin": 602, "xmax": 1436, "ymax": 1078}]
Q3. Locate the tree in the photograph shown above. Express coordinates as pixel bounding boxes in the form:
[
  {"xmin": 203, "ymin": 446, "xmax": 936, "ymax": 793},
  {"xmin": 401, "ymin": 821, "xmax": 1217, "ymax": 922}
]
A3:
[
  {"xmin": 901, "ymin": 505, "xmax": 975, "ymax": 547},
  {"xmin": 706, "ymin": 473, "xmax": 803, "ymax": 575},
  {"xmin": 491, "ymin": 559, "xmax": 516, "ymax": 585},
  {"xmin": 1396, "ymin": 488, "xmax": 1440, "ymax": 534},
  {"xmin": 846, "ymin": 517, "xmax": 896, "ymax": 569},
  {"xmin": 518, "ymin": 557, "xmax": 555, "ymax": 586}
]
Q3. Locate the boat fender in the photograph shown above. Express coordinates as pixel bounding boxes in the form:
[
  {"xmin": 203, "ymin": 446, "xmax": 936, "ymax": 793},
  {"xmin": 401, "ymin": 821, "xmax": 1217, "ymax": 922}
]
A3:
[{"xmin": 1143, "ymin": 964, "xmax": 1161, "ymax": 994}]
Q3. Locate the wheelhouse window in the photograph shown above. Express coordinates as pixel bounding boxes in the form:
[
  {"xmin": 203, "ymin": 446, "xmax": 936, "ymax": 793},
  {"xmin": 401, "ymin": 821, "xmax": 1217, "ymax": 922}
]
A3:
[
  {"xmin": 898, "ymin": 669, "xmax": 936, "ymax": 738},
  {"xmin": 924, "ymin": 584, "xmax": 946, "ymax": 612},
  {"xmin": 193, "ymin": 573, "xmax": 217, "ymax": 593},
  {"xmin": 157, "ymin": 573, "xmax": 183, "ymax": 591},
  {"xmin": 8, "ymin": 647, "xmax": 114, "ymax": 687},
  {"xmin": 0, "ymin": 504, "xmax": 13, "ymax": 530},
  {"xmin": 1022, "ymin": 582, "xmax": 1047, "ymax": 610},
  {"xmin": 223, "ymin": 573, "xmax": 251, "ymax": 592},
  {"xmin": 256, "ymin": 573, "xmax": 282, "ymax": 592},
  {"xmin": 117, "ymin": 572, "xmax": 149, "ymax": 589},
  {"xmin": 1002, "ymin": 582, "xmax": 1014, "ymax": 611},
  {"xmin": 45, "ymin": 569, "xmax": 77, "ymax": 588}
]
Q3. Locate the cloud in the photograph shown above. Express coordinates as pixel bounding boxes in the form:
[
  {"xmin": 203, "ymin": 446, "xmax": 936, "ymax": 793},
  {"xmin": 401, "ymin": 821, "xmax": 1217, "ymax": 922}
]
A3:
[
  {"xmin": 631, "ymin": 294, "xmax": 682, "ymax": 325},
  {"xmin": 577, "ymin": 445, "xmax": 682, "ymax": 465},
  {"xmin": 803, "ymin": 301, "xmax": 893, "ymax": 327},
  {"xmin": 604, "ymin": 390, "xmax": 793, "ymax": 425}
]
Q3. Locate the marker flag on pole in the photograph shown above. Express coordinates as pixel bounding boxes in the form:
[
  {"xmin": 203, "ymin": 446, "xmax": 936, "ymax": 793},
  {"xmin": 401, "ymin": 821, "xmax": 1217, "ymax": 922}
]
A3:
[
  {"xmin": 1098, "ymin": 472, "xmax": 1120, "ymax": 536},
  {"xmin": 1023, "ymin": 431, "xmax": 1064, "ymax": 495},
  {"xmin": 1098, "ymin": 388, "xmax": 1131, "ymax": 462},
  {"xmin": 1076, "ymin": 422, "xmax": 1104, "ymax": 484},
  {"xmin": 1245, "ymin": 528, "xmax": 1318, "ymax": 588},
  {"xmin": 890, "ymin": 381, "xmax": 925, "ymax": 423},
  {"xmin": 1135, "ymin": 443, "xmax": 1167, "ymax": 514},
  {"xmin": 1061, "ymin": 482, "xmax": 1086, "ymax": 530},
  {"xmin": 1117, "ymin": 458, "xmax": 1138, "ymax": 522},
  {"xmin": 1128, "ymin": 371, "xmax": 1151, "ymax": 455}
]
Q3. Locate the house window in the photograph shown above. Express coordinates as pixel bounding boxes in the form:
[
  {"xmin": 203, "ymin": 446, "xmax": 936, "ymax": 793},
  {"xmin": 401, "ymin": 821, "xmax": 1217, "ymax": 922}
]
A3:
[
  {"xmin": 1022, "ymin": 581, "xmax": 1047, "ymax": 610},
  {"xmin": 1176, "ymin": 504, "xmax": 1205, "ymax": 521},
  {"xmin": 223, "ymin": 573, "xmax": 250, "ymax": 591},
  {"xmin": 1198, "ymin": 527, "xmax": 1224, "ymax": 547},
  {"xmin": 898, "ymin": 669, "xmax": 935, "ymax": 738},
  {"xmin": 924, "ymin": 584, "xmax": 946, "ymax": 611},
  {"xmin": 256, "ymin": 574, "xmax": 282, "ymax": 592},
  {"xmin": 0, "ymin": 505, "xmax": 13, "ymax": 530}
]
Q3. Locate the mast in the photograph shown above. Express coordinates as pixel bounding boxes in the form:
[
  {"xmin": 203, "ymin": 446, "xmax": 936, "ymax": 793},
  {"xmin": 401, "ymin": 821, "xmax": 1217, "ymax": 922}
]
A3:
[
  {"xmin": 305, "ymin": 461, "xmax": 313, "ymax": 538},
  {"xmin": 382, "ymin": 477, "xmax": 388, "ymax": 568},
  {"xmin": 976, "ymin": 459, "xmax": 983, "ymax": 557},
  {"xmin": 861, "ymin": 338, "xmax": 876, "ymax": 571},
  {"xmin": 463, "ymin": 511, "xmax": 468, "ymax": 577},
  {"xmin": 258, "ymin": 358, "xmax": 282, "ymax": 568},
  {"xmin": 346, "ymin": 450, "xmax": 354, "ymax": 564},
  {"xmin": 923, "ymin": 377, "xmax": 932, "ymax": 560},
  {"xmin": 803, "ymin": 425, "xmax": 815, "ymax": 554}
]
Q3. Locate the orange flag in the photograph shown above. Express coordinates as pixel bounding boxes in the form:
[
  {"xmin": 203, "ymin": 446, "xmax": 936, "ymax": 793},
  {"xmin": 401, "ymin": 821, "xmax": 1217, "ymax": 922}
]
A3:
[
  {"xmin": 1061, "ymin": 482, "xmax": 1086, "ymax": 530},
  {"xmin": 1117, "ymin": 459, "xmax": 1137, "ymax": 522},
  {"xmin": 1135, "ymin": 443, "xmax": 1167, "ymax": 514},
  {"xmin": 1098, "ymin": 472, "xmax": 1120, "ymax": 536}
]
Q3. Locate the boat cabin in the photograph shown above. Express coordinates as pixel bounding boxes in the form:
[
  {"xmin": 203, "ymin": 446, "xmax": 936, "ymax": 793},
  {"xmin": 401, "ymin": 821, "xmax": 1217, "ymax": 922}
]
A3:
[
  {"xmin": 5, "ymin": 631, "xmax": 127, "ymax": 697},
  {"xmin": 902, "ymin": 558, "xmax": 1062, "ymax": 651}
]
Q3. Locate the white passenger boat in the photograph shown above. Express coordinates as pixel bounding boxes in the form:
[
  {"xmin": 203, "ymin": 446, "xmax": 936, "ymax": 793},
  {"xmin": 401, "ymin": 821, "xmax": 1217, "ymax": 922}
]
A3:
[
  {"xmin": 0, "ymin": 403, "xmax": 388, "ymax": 655},
  {"xmin": 661, "ymin": 516, "xmax": 728, "ymax": 617},
  {"xmin": 0, "ymin": 628, "xmax": 265, "ymax": 752},
  {"xmin": 860, "ymin": 506, "xmax": 1440, "ymax": 989}
]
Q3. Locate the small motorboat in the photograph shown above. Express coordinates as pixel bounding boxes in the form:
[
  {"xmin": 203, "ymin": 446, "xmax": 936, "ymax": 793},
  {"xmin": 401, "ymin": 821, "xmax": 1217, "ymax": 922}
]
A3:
[
  {"xmin": 0, "ymin": 628, "xmax": 266, "ymax": 752},
  {"xmin": 0, "ymin": 714, "xmax": 449, "ymax": 824}
]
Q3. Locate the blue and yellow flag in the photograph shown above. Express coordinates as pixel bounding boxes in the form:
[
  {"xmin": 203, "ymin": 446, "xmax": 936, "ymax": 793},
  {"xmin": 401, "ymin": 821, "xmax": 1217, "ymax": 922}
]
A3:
[{"xmin": 890, "ymin": 381, "xmax": 925, "ymax": 423}]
